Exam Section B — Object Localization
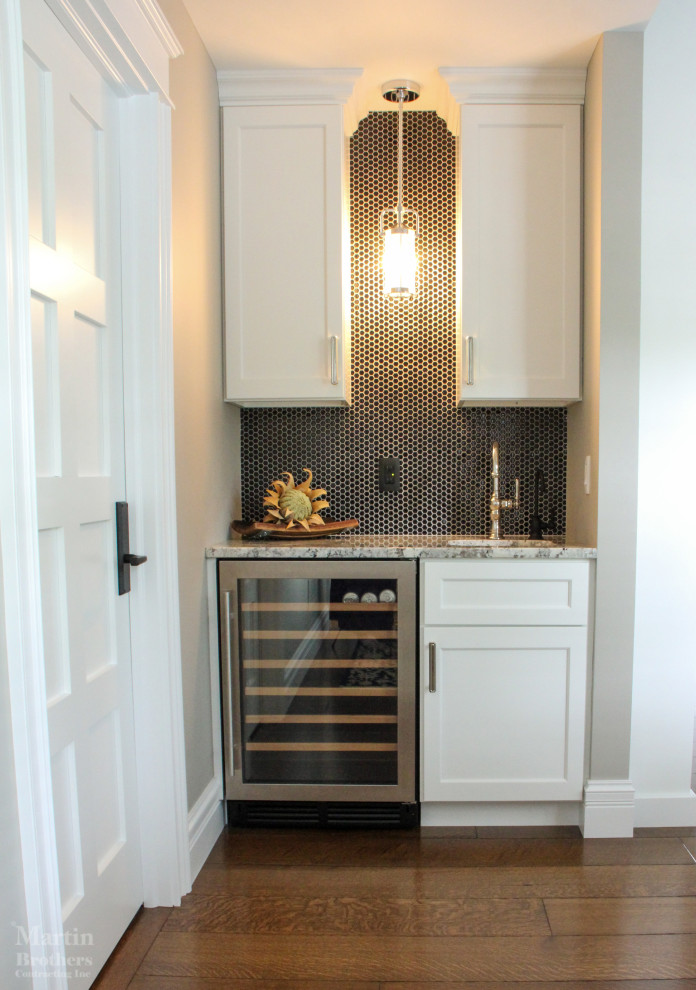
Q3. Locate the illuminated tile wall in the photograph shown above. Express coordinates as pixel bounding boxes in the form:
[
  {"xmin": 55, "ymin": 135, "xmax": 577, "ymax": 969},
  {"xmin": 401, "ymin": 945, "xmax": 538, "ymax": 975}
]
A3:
[{"xmin": 240, "ymin": 111, "xmax": 566, "ymax": 536}]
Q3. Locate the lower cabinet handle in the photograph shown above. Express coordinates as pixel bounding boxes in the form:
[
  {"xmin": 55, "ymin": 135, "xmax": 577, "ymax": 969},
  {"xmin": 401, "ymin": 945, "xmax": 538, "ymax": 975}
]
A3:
[
  {"xmin": 330, "ymin": 335, "xmax": 339, "ymax": 385},
  {"xmin": 428, "ymin": 642, "xmax": 437, "ymax": 693}
]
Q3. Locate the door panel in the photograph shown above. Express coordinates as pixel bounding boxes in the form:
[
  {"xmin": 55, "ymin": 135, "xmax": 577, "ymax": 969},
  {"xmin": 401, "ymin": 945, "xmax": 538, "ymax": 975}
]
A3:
[
  {"xmin": 23, "ymin": 0, "xmax": 142, "ymax": 982},
  {"xmin": 459, "ymin": 104, "xmax": 581, "ymax": 403},
  {"xmin": 422, "ymin": 625, "xmax": 588, "ymax": 802},
  {"xmin": 37, "ymin": 526, "xmax": 70, "ymax": 703}
]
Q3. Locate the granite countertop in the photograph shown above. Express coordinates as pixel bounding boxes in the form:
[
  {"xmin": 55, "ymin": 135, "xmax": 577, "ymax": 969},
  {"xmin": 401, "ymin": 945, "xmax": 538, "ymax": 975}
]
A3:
[{"xmin": 206, "ymin": 534, "xmax": 596, "ymax": 560}]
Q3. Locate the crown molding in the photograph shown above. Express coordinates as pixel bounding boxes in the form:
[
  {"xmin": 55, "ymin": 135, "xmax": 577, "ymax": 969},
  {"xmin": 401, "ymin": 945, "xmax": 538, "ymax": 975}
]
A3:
[
  {"xmin": 43, "ymin": 0, "xmax": 182, "ymax": 100},
  {"xmin": 439, "ymin": 67, "xmax": 587, "ymax": 105},
  {"xmin": 137, "ymin": 0, "xmax": 184, "ymax": 59},
  {"xmin": 218, "ymin": 68, "xmax": 363, "ymax": 107}
]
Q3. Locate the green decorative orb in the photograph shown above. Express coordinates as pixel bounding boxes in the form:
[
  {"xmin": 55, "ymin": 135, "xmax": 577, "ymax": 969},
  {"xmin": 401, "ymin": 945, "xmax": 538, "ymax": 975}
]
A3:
[{"xmin": 279, "ymin": 488, "xmax": 313, "ymax": 520}]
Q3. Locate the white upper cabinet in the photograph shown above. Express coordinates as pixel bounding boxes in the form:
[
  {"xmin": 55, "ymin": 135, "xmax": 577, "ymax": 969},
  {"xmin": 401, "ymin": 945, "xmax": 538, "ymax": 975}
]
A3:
[
  {"xmin": 442, "ymin": 70, "xmax": 584, "ymax": 405},
  {"xmin": 459, "ymin": 104, "xmax": 582, "ymax": 404},
  {"xmin": 221, "ymin": 98, "xmax": 352, "ymax": 406}
]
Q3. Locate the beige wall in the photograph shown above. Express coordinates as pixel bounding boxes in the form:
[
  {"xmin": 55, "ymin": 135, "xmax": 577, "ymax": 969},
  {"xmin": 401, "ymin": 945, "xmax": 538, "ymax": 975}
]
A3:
[
  {"xmin": 580, "ymin": 31, "xmax": 644, "ymax": 786},
  {"xmin": 158, "ymin": 0, "xmax": 240, "ymax": 811},
  {"xmin": 566, "ymin": 42, "xmax": 601, "ymax": 547}
]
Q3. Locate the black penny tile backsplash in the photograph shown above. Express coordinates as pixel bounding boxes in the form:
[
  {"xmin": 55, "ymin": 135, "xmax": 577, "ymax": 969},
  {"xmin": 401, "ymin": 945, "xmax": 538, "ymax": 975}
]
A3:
[{"xmin": 240, "ymin": 111, "xmax": 566, "ymax": 536}]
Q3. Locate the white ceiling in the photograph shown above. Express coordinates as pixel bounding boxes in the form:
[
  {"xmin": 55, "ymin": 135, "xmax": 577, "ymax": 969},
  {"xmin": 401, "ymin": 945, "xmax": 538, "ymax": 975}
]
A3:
[{"xmin": 181, "ymin": 0, "xmax": 660, "ymax": 120}]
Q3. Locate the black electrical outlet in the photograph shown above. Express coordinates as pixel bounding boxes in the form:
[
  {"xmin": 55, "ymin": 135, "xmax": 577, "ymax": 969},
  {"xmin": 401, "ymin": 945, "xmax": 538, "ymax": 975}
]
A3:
[{"xmin": 379, "ymin": 455, "xmax": 401, "ymax": 493}]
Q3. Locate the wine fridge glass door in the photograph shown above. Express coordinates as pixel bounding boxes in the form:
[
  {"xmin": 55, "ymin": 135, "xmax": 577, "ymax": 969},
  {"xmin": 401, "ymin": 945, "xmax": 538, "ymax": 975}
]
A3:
[{"xmin": 219, "ymin": 560, "xmax": 416, "ymax": 803}]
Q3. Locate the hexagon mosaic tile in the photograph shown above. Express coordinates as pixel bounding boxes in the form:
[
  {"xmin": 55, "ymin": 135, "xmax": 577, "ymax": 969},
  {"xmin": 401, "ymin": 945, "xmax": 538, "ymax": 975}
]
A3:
[{"xmin": 240, "ymin": 111, "xmax": 567, "ymax": 536}]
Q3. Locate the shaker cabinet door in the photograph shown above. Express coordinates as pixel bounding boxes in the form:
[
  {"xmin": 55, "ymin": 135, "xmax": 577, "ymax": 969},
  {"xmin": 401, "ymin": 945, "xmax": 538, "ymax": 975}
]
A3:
[
  {"xmin": 222, "ymin": 105, "xmax": 350, "ymax": 406},
  {"xmin": 422, "ymin": 624, "xmax": 588, "ymax": 802},
  {"xmin": 458, "ymin": 104, "xmax": 582, "ymax": 405}
]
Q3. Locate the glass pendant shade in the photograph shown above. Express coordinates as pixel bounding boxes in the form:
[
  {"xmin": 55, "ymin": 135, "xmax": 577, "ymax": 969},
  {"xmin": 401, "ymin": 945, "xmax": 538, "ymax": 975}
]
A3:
[{"xmin": 383, "ymin": 225, "xmax": 417, "ymax": 298}]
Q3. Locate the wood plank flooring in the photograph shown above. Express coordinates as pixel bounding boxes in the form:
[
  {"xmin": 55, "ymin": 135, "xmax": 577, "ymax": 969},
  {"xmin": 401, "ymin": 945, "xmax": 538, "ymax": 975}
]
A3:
[{"xmin": 94, "ymin": 824, "xmax": 696, "ymax": 990}]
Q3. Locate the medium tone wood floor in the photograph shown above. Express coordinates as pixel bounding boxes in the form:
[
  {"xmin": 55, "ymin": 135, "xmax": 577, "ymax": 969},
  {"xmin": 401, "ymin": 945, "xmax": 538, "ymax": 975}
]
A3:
[{"xmin": 93, "ymin": 824, "xmax": 696, "ymax": 989}]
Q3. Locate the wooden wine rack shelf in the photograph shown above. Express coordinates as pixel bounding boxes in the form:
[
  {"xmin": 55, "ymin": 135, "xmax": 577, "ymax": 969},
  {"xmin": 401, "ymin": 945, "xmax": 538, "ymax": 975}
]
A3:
[
  {"xmin": 245, "ymin": 742, "xmax": 398, "ymax": 752},
  {"xmin": 243, "ymin": 659, "xmax": 397, "ymax": 669},
  {"xmin": 245, "ymin": 687, "xmax": 397, "ymax": 697},
  {"xmin": 246, "ymin": 714, "xmax": 397, "ymax": 724},
  {"xmin": 242, "ymin": 602, "xmax": 397, "ymax": 612},
  {"xmin": 243, "ymin": 630, "xmax": 397, "ymax": 639}
]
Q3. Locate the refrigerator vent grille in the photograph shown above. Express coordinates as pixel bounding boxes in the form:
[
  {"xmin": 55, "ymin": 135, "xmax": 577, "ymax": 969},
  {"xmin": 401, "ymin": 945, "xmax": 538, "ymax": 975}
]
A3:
[{"xmin": 227, "ymin": 801, "xmax": 419, "ymax": 829}]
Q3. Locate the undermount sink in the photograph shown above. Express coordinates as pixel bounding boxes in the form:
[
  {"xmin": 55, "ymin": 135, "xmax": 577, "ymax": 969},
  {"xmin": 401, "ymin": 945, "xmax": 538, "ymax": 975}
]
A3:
[{"xmin": 447, "ymin": 537, "xmax": 557, "ymax": 548}]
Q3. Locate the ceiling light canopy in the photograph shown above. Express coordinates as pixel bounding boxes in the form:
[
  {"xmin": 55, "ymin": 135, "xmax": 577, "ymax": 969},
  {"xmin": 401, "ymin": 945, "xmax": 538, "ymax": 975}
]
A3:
[{"xmin": 379, "ymin": 80, "xmax": 420, "ymax": 299}]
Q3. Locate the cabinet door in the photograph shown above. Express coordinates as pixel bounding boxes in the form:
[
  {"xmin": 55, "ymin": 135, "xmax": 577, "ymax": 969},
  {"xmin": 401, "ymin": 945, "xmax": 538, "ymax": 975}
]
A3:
[
  {"xmin": 459, "ymin": 104, "xmax": 581, "ymax": 405},
  {"xmin": 422, "ymin": 560, "xmax": 590, "ymax": 627},
  {"xmin": 222, "ymin": 105, "xmax": 350, "ymax": 406},
  {"xmin": 422, "ymin": 625, "xmax": 588, "ymax": 801}
]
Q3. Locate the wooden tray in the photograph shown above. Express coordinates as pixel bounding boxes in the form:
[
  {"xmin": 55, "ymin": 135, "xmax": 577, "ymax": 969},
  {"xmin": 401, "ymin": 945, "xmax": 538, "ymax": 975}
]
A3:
[{"xmin": 231, "ymin": 519, "xmax": 359, "ymax": 540}]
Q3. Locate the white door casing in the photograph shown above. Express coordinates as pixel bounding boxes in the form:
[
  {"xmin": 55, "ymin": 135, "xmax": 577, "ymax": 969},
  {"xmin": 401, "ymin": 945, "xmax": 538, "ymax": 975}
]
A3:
[
  {"xmin": 25, "ymin": 0, "xmax": 142, "ymax": 977},
  {"xmin": 2, "ymin": 1, "xmax": 188, "ymax": 986}
]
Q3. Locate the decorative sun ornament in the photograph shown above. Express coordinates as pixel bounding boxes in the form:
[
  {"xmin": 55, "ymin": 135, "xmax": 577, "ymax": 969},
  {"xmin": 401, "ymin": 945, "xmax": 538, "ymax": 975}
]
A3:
[{"xmin": 263, "ymin": 469, "xmax": 330, "ymax": 531}]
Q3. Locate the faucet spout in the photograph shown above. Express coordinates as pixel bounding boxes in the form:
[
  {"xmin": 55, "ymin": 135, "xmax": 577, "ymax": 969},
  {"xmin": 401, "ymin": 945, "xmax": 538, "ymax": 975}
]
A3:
[{"xmin": 489, "ymin": 442, "xmax": 520, "ymax": 541}]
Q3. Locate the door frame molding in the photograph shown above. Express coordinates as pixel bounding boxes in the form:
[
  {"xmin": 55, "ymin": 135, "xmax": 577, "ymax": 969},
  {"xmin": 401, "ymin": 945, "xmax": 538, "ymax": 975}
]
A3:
[
  {"xmin": 1, "ymin": 3, "xmax": 188, "ymax": 980},
  {"xmin": 119, "ymin": 88, "xmax": 192, "ymax": 906}
]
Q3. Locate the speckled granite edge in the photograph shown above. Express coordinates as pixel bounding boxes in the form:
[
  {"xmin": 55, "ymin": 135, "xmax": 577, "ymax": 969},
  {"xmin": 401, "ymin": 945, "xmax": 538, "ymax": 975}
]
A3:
[{"xmin": 206, "ymin": 535, "xmax": 596, "ymax": 560}]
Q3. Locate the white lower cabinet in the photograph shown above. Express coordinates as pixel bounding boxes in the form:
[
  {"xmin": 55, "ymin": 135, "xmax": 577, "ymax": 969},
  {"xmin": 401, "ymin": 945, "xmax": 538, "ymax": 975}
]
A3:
[{"xmin": 421, "ymin": 560, "xmax": 591, "ymax": 803}]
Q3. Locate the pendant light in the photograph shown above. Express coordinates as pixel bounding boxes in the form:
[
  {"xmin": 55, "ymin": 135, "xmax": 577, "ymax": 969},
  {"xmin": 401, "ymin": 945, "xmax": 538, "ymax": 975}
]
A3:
[{"xmin": 379, "ymin": 80, "xmax": 420, "ymax": 299}]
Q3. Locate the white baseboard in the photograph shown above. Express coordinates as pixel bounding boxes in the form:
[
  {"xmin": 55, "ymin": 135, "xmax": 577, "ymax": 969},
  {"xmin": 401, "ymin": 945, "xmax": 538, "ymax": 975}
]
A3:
[
  {"xmin": 420, "ymin": 802, "xmax": 581, "ymax": 827},
  {"xmin": 188, "ymin": 778, "xmax": 224, "ymax": 882},
  {"xmin": 633, "ymin": 790, "xmax": 696, "ymax": 828},
  {"xmin": 581, "ymin": 780, "xmax": 635, "ymax": 837}
]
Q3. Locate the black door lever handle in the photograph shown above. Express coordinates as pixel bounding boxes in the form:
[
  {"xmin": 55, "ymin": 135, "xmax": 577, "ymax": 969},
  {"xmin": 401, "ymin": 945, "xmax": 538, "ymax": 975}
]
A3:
[{"xmin": 116, "ymin": 502, "xmax": 147, "ymax": 595}]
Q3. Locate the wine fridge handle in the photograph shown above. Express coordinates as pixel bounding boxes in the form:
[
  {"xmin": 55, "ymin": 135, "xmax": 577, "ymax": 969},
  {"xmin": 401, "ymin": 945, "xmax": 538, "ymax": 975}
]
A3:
[
  {"xmin": 428, "ymin": 642, "xmax": 437, "ymax": 693},
  {"xmin": 223, "ymin": 590, "xmax": 237, "ymax": 778}
]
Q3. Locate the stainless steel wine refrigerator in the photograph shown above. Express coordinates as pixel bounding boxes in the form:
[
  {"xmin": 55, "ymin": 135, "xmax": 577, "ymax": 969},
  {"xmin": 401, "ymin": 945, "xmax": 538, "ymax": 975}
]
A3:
[{"xmin": 218, "ymin": 559, "xmax": 418, "ymax": 827}]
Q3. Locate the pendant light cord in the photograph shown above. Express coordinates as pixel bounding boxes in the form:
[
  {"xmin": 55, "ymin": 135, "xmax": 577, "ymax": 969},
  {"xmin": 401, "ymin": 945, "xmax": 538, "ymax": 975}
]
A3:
[
  {"xmin": 378, "ymin": 79, "xmax": 420, "ymax": 245},
  {"xmin": 397, "ymin": 88, "xmax": 405, "ymax": 227}
]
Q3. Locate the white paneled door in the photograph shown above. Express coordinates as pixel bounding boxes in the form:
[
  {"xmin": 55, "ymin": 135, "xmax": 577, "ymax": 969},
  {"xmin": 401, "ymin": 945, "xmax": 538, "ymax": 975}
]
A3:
[{"xmin": 24, "ymin": 0, "xmax": 142, "ymax": 982}]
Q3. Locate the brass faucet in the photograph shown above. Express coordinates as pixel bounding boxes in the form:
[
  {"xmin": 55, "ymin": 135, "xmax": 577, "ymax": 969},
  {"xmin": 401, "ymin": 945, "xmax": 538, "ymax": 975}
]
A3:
[{"xmin": 490, "ymin": 442, "xmax": 520, "ymax": 540}]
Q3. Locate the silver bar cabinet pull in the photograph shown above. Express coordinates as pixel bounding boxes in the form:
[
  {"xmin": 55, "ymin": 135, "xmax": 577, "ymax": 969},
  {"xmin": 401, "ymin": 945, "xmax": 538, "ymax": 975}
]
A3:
[
  {"xmin": 428, "ymin": 642, "xmax": 437, "ymax": 693},
  {"xmin": 465, "ymin": 335, "xmax": 474, "ymax": 386},
  {"xmin": 330, "ymin": 335, "xmax": 339, "ymax": 385}
]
